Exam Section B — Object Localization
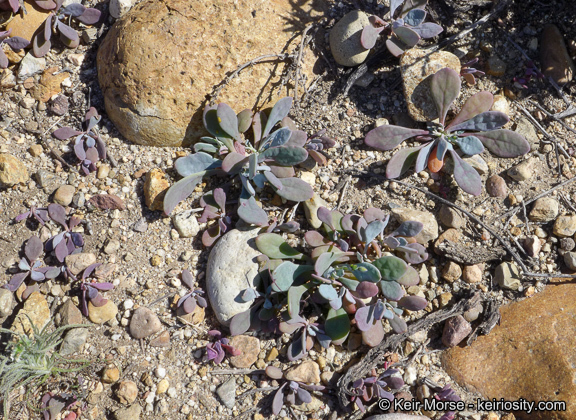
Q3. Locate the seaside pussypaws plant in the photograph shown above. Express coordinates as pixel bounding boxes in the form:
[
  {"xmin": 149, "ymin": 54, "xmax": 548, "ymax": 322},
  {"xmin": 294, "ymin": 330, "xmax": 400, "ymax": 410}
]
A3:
[
  {"xmin": 365, "ymin": 68, "xmax": 530, "ymax": 195},
  {"xmin": 361, "ymin": 0, "xmax": 443, "ymax": 57},
  {"xmin": 349, "ymin": 364, "xmax": 404, "ymax": 412},
  {"xmin": 265, "ymin": 366, "xmax": 326, "ymax": 415},
  {"xmin": 164, "ymin": 97, "xmax": 324, "ymax": 226},
  {"xmin": 229, "ymin": 206, "xmax": 429, "ymax": 360},
  {"xmin": 0, "ymin": 30, "xmax": 30, "ymax": 69}
]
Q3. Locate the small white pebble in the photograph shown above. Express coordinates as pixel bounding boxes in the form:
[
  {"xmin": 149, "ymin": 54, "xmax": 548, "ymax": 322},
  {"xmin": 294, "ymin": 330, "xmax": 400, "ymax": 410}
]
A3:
[{"xmin": 156, "ymin": 366, "xmax": 166, "ymax": 378}]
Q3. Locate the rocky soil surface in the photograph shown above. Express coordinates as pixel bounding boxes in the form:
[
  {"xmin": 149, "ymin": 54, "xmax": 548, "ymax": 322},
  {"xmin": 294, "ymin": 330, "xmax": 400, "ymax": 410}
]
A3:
[{"xmin": 1, "ymin": 0, "xmax": 576, "ymax": 419}]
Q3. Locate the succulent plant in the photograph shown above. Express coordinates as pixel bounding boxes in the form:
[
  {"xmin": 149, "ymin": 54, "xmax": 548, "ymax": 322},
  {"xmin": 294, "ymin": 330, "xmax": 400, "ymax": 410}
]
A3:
[
  {"xmin": 205, "ymin": 330, "xmax": 241, "ymax": 364},
  {"xmin": 176, "ymin": 269, "xmax": 207, "ymax": 314},
  {"xmin": 163, "ymin": 97, "xmax": 330, "ymax": 228},
  {"xmin": 460, "ymin": 58, "xmax": 485, "ymax": 86},
  {"xmin": 0, "ymin": 29, "xmax": 30, "ymax": 69},
  {"xmin": 513, "ymin": 60, "xmax": 544, "ymax": 89},
  {"xmin": 361, "ymin": 0, "xmax": 443, "ymax": 57},
  {"xmin": 33, "ymin": 0, "xmax": 101, "ymax": 57},
  {"xmin": 52, "ymin": 108, "xmax": 107, "ymax": 175},
  {"xmin": 229, "ymin": 206, "xmax": 429, "ymax": 356},
  {"xmin": 44, "ymin": 204, "xmax": 84, "ymax": 263},
  {"xmin": 73, "ymin": 263, "xmax": 114, "ymax": 317},
  {"xmin": 434, "ymin": 383, "xmax": 460, "ymax": 420},
  {"xmin": 15, "ymin": 205, "xmax": 50, "ymax": 225},
  {"xmin": 349, "ymin": 364, "xmax": 404, "ymax": 412},
  {"xmin": 265, "ymin": 366, "xmax": 326, "ymax": 415},
  {"xmin": 364, "ymin": 68, "xmax": 530, "ymax": 195}
]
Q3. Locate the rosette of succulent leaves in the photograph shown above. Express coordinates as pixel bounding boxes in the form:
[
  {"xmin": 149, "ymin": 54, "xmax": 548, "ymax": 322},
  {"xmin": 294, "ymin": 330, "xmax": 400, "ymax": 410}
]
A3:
[
  {"xmin": 229, "ymin": 206, "xmax": 429, "ymax": 361},
  {"xmin": 0, "ymin": 29, "xmax": 30, "ymax": 69},
  {"xmin": 265, "ymin": 366, "xmax": 326, "ymax": 416},
  {"xmin": 349, "ymin": 364, "xmax": 404, "ymax": 412},
  {"xmin": 361, "ymin": 0, "xmax": 443, "ymax": 57},
  {"xmin": 52, "ymin": 107, "xmax": 107, "ymax": 175},
  {"xmin": 164, "ymin": 97, "xmax": 335, "ymax": 234},
  {"xmin": 365, "ymin": 68, "xmax": 530, "ymax": 195}
]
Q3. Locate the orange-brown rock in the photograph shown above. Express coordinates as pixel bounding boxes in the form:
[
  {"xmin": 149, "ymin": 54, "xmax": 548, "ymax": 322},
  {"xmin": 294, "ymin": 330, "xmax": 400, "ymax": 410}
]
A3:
[
  {"xmin": 6, "ymin": 1, "xmax": 51, "ymax": 42},
  {"xmin": 31, "ymin": 67, "xmax": 70, "ymax": 102},
  {"xmin": 97, "ymin": 0, "xmax": 325, "ymax": 147},
  {"xmin": 442, "ymin": 283, "xmax": 576, "ymax": 419},
  {"xmin": 144, "ymin": 168, "xmax": 169, "ymax": 211}
]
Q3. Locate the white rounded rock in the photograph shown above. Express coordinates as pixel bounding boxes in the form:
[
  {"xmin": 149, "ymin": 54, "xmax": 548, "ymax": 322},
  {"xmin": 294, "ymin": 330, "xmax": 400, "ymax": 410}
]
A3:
[
  {"xmin": 110, "ymin": 0, "xmax": 136, "ymax": 19},
  {"xmin": 206, "ymin": 228, "xmax": 262, "ymax": 326}
]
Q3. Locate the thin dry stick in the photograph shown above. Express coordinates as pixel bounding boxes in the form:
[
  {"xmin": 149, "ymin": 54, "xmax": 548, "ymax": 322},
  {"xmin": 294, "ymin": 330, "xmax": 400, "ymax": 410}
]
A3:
[
  {"xmin": 337, "ymin": 177, "xmax": 350, "ymax": 210},
  {"xmin": 294, "ymin": 24, "xmax": 314, "ymax": 108},
  {"xmin": 211, "ymin": 368, "xmax": 265, "ymax": 375},
  {"xmin": 209, "ymin": 54, "xmax": 296, "ymax": 105},
  {"xmin": 528, "ymin": 100, "xmax": 576, "ymax": 135}
]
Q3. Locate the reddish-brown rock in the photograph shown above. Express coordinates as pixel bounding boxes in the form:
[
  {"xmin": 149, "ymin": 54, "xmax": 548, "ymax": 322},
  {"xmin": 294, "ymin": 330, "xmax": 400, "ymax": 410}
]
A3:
[
  {"xmin": 442, "ymin": 283, "xmax": 576, "ymax": 419},
  {"xmin": 97, "ymin": 0, "xmax": 325, "ymax": 147}
]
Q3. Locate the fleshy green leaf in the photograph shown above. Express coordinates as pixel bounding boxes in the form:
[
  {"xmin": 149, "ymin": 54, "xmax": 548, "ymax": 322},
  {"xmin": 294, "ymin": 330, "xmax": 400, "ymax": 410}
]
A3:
[
  {"xmin": 389, "ymin": 314, "xmax": 408, "ymax": 333},
  {"xmin": 455, "ymin": 136, "xmax": 484, "ymax": 155},
  {"xmin": 216, "ymin": 103, "xmax": 239, "ymax": 140},
  {"xmin": 430, "ymin": 68, "xmax": 461, "ymax": 125},
  {"xmin": 474, "ymin": 130, "xmax": 530, "ymax": 157},
  {"xmin": 449, "ymin": 149, "xmax": 482, "ymax": 196},
  {"xmin": 175, "ymin": 152, "xmax": 221, "ymax": 177},
  {"xmin": 396, "ymin": 265, "xmax": 420, "ymax": 286},
  {"xmin": 255, "ymin": 233, "xmax": 304, "ymax": 259},
  {"xmin": 404, "ymin": 8, "xmax": 426, "ymax": 26},
  {"xmin": 260, "ymin": 127, "xmax": 292, "ymax": 150},
  {"xmin": 446, "ymin": 91, "xmax": 493, "ymax": 129},
  {"xmin": 373, "ymin": 256, "xmax": 407, "ymax": 281},
  {"xmin": 319, "ymin": 284, "xmax": 339, "ymax": 301},
  {"xmin": 361, "ymin": 23, "xmax": 384, "ymax": 49},
  {"xmin": 237, "ymin": 196, "xmax": 268, "ymax": 226},
  {"xmin": 221, "ymin": 152, "xmax": 248, "ymax": 174},
  {"xmin": 272, "ymin": 262, "xmax": 312, "ymax": 292},
  {"xmin": 259, "ymin": 146, "xmax": 308, "ymax": 166},
  {"xmin": 274, "ymin": 177, "xmax": 314, "ymax": 202},
  {"xmin": 365, "ymin": 125, "xmax": 427, "ymax": 151},
  {"xmin": 350, "ymin": 262, "xmax": 381, "ymax": 282},
  {"xmin": 325, "ymin": 307, "xmax": 350, "ymax": 345},
  {"xmin": 379, "ymin": 280, "xmax": 404, "ymax": 301},
  {"xmin": 288, "ymin": 284, "xmax": 309, "ymax": 318},
  {"xmin": 414, "ymin": 141, "xmax": 434, "ymax": 173},
  {"xmin": 393, "ymin": 26, "xmax": 420, "ymax": 47},
  {"xmin": 237, "ymin": 109, "xmax": 253, "ymax": 133},
  {"xmin": 315, "ymin": 252, "xmax": 341, "ymax": 276}
]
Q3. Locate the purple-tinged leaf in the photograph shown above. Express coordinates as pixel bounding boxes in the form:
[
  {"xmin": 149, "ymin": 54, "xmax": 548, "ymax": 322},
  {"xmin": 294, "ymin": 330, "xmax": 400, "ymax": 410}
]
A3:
[
  {"xmin": 5, "ymin": 272, "xmax": 28, "ymax": 291},
  {"xmin": 263, "ymin": 97, "xmax": 293, "ymax": 138},
  {"xmin": 181, "ymin": 269, "xmax": 194, "ymax": 289},
  {"xmin": 386, "ymin": 36, "xmax": 407, "ymax": 57},
  {"xmin": 23, "ymin": 283, "xmax": 39, "ymax": 299},
  {"xmin": 197, "ymin": 296, "xmax": 207, "ymax": 307},
  {"xmin": 287, "ymin": 332, "xmax": 307, "ymax": 361},
  {"xmin": 285, "ymin": 129, "xmax": 307, "ymax": 147},
  {"xmin": 325, "ymin": 307, "xmax": 350, "ymax": 345},
  {"xmin": 89, "ymin": 293, "xmax": 108, "ymax": 307},
  {"xmin": 4, "ymin": 36, "xmax": 30, "ymax": 50},
  {"xmin": 392, "ymin": 221, "xmax": 423, "ymax": 238},
  {"xmin": 57, "ymin": 22, "xmax": 79, "ymax": 48},
  {"xmin": 360, "ymin": 23, "xmax": 384, "ymax": 50},
  {"xmin": 18, "ymin": 258, "xmax": 31, "ymax": 271},
  {"xmin": 379, "ymin": 280, "xmax": 404, "ymax": 301},
  {"xmin": 35, "ymin": 0, "xmax": 57, "ymax": 9},
  {"xmin": 304, "ymin": 231, "xmax": 329, "ymax": 247},
  {"xmin": 386, "ymin": 146, "xmax": 420, "ymax": 178},
  {"xmin": 450, "ymin": 111, "xmax": 509, "ymax": 132},
  {"xmin": 275, "ymin": 177, "xmax": 313, "ymax": 202},
  {"xmin": 296, "ymin": 387, "xmax": 312, "ymax": 404},
  {"xmin": 5, "ymin": 0, "xmax": 20, "ymax": 12},
  {"xmin": 385, "ymin": 376, "xmax": 405, "ymax": 389},
  {"xmin": 365, "ymin": 125, "xmax": 427, "ymax": 151},
  {"xmin": 356, "ymin": 281, "xmax": 379, "ymax": 298},
  {"xmin": 448, "ymin": 149, "xmax": 482, "ymax": 196},
  {"xmin": 288, "ymin": 284, "xmax": 309, "ymax": 318},
  {"xmin": 175, "ymin": 152, "xmax": 221, "ymax": 177},
  {"xmin": 403, "ymin": 8, "xmax": 426, "ymax": 26},
  {"xmin": 221, "ymin": 152, "xmax": 247, "ymax": 174},
  {"xmin": 76, "ymin": 8, "xmax": 101, "ymax": 25},
  {"xmin": 474, "ymin": 130, "xmax": 530, "ymax": 157},
  {"xmin": 389, "ymin": 314, "xmax": 407, "ymax": 333},
  {"xmin": 363, "ymin": 208, "xmax": 386, "ymax": 223},
  {"xmin": 55, "ymin": 240, "xmax": 69, "ymax": 262},
  {"xmin": 446, "ymin": 91, "xmax": 493, "ymax": 130},
  {"xmin": 41, "ymin": 267, "xmax": 60, "ymax": 279},
  {"xmin": 82, "ymin": 263, "xmax": 101, "ymax": 280},
  {"xmin": 436, "ymin": 136, "xmax": 449, "ymax": 161},
  {"xmin": 393, "ymin": 26, "xmax": 420, "ymax": 47},
  {"xmin": 265, "ymin": 365, "xmax": 283, "ymax": 380},
  {"xmin": 410, "ymin": 22, "xmax": 443, "ymax": 38},
  {"xmin": 277, "ymin": 221, "xmax": 300, "ymax": 233},
  {"xmin": 455, "ymin": 135, "xmax": 484, "ymax": 155},
  {"xmin": 62, "ymin": 3, "xmax": 85, "ymax": 17},
  {"xmin": 430, "ymin": 68, "xmax": 460, "ymax": 125},
  {"xmin": 237, "ymin": 196, "xmax": 268, "ymax": 226},
  {"xmin": 85, "ymin": 146, "xmax": 99, "ymax": 163},
  {"xmin": 216, "ymin": 103, "xmax": 239, "ymax": 140},
  {"xmin": 272, "ymin": 383, "xmax": 287, "ymax": 415},
  {"xmin": 202, "ymin": 225, "xmax": 221, "ymax": 247},
  {"xmin": 390, "ymin": 0, "xmax": 403, "ymax": 17},
  {"xmin": 182, "ymin": 296, "xmax": 196, "ymax": 313},
  {"xmin": 414, "ymin": 141, "xmax": 434, "ymax": 173},
  {"xmin": 315, "ymin": 252, "xmax": 341, "ymax": 276},
  {"xmin": 163, "ymin": 174, "xmax": 203, "ymax": 215},
  {"xmin": 74, "ymin": 139, "xmax": 86, "ymax": 160},
  {"xmin": 355, "ymin": 305, "xmax": 375, "ymax": 331},
  {"xmin": 269, "ymin": 164, "xmax": 295, "ymax": 178},
  {"xmin": 53, "ymin": 127, "xmax": 82, "ymax": 140},
  {"xmin": 399, "ymin": 243, "xmax": 428, "ymax": 264},
  {"xmin": 362, "ymin": 320, "xmax": 385, "ymax": 347},
  {"xmin": 30, "ymin": 270, "xmax": 45, "ymax": 281},
  {"xmin": 25, "ymin": 236, "xmax": 43, "ymax": 261},
  {"xmin": 398, "ymin": 295, "xmax": 428, "ymax": 311},
  {"xmin": 48, "ymin": 204, "xmax": 67, "ymax": 226},
  {"xmin": 213, "ymin": 188, "xmax": 226, "ymax": 210}
]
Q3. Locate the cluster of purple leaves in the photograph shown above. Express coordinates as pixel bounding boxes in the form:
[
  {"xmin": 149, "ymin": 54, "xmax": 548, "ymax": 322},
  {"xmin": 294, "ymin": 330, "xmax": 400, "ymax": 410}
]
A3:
[
  {"xmin": 349, "ymin": 365, "xmax": 404, "ymax": 412},
  {"xmin": 75, "ymin": 263, "xmax": 114, "ymax": 317},
  {"xmin": 197, "ymin": 188, "xmax": 232, "ymax": 247},
  {"xmin": 32, "ymin": 0, "xmax": 101, "ymax": 57},
  {"xmin": 434, "ymin": 383, "xmax": 461, "ymax": 420},
  {"xmin": 43, "ymin": 203, "xmax": 84, "ymax": 264},
  {"xmin": 41, "ymin": 391, "xmax": 81, "ymax": 420},
  {"xmin": 229, "ymin": 206, "xmax": 429, "ymax": 359},
  {"xmin": 460, "ymin": 58, "xmax": 485, "ymax": 85},
  {"xmin": 513, "ymin": 60, "xmax": 544, "ymax": 89},
  {"xmin": 163, "ymin": 97, "xmax": 334, "ymax": 229},
  {"xmin": 364, "ymin": 68, "xmax": 530, "ymax": 195},
  {"xmin": 0, "ymin": 29, "xmax": 30, "ymax": 69},
  {"xmin": 265, "ymin": 366, "xmax": 325, "ymax": 415},
  {"xmin": 205, "ymin": 330, "xmax": 241, "ymax": 364},
  {"xmin": 361, "ymin": 0, "xmax": 443, "ymax": 57},
  {"xmin": 176, "ymin": 269, "xmax": 207, "ymax": 314},
  {"xmin": 0, "ymin": 0, "xmax": 55, "ymax": 13},
  {"xmin": 52, "ymin": 107, "xmax": 107, "ymax": 175}
]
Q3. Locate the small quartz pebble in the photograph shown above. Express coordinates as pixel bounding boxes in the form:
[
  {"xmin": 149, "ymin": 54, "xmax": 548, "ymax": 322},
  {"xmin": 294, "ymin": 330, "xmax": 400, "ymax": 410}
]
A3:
[
  {"xmin": 53, "ymin": 184, "xmax": 76, "ymax": 206},
  {"xmin": 507, "ymin": 159, "xmax": 534, "ymax": 182},
  {"xmin": 88, "ymin": 300, "xmax": 118, "ymax": 324},
  {"xmin": 442, "ymin": 315, "xmax": 472, "ymax": 347},
  {"xmin": 172, "ymin": 210, "xmax": 200, "ymax": 238},
  {"xmin": 28, "ymin": 144, "xmax": 43, "ymax": 157},
  {"xmin": 441, "ymin": 262, "xmax": 462, "ymax": 283},
  {"xmin": 523, "ymin": 235, "xmax": 542, "ymax": 257},
  {"xmin": 104, "ymin": 239, "xmax": 121, "ymax": 254},
  {"xmin": 130, "ymin": 307, "xmax": 162, "ymax": 339},
  {"xmin": 495, "ymin": 262, "xmax": 521, "ymax": 290},
  {"xmin": 155, "ymin": 366, "xmax": 166, "ymax": 379},
  {"xmin": 150, "ymin": 330, "xmax": 171, "ymax": 347},
  {"xmin": 66, "ymin": 253, "xmax": 96, "ymax": 275},
  {"xmin": 462, "ymin": 264, "xmax": 483, "ymax": 284},
  {"xmin": 156, "ymin": 379, "xmax": 169, "ymax": 394}
]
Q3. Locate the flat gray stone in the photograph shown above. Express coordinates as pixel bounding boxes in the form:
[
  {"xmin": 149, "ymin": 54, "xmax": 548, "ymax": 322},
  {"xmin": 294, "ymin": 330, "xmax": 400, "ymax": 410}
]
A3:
[
  {"xmin": 329, "ymin": 10, "xmax": 370, "ymax": 67},
  {"xmin": 495, "ymin": 262, "xmax": 521, "ymax": 290},
  {"xmin": 216, "ymin": 377, "xmax": 236, "ymax": 409},
  {"xmin": 206, "ymin": 228, "xmax": 262, "ymax": 326},
  {"xmin": 60, "ymin": 327, "xmax": 89, "ymax": 355},
  {"xmin": 129, "ymin": 307, "xmax": 162, "ymax": 339},
  {"xmin": 18, "ymin": 53, "xmax": 46, "ymax": 81},
  {"xmin": 113, "ymin": 404, "xmax": 141, "ymax": 420},
  {"xmin": 529, "ymin": 197, "xmax": 559, "ymax": 222}
]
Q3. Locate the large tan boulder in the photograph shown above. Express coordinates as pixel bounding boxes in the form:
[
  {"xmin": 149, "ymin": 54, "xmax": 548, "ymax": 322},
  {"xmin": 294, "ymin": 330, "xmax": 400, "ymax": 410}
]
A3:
[{"xmin": 97, "ymin": 0, "xmax": 325, "ymax": 147}]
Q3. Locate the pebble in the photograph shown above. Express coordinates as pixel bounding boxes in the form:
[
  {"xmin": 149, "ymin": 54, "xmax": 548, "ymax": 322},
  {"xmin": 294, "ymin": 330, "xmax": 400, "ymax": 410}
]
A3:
[
  {"xmin": 228, "ymin": 335, "xmax": 260, "ymax": 368},
  {"xmin": 564, "ymin": 252, "xmax": 576, "ymax": 271},
  {"xmin": 266, "ymin": 347, "xmax": 279, "ymax": 362},
  {"xmin": 104, "ymin": 239, "xmax": 121, "ymax": 254},
  {"xmin": 490, "ymin": 94, "xmax": 509, "ymax": 116},
  {"xmin": 540, "ymin": 24, "xmax": 575, "ymax": 84},
  {"xmin": 514, "ymin": 118, "xmax": 539, "ymax": 151},
  {"xmin": 28, "ymin": 144, "xmax": 43, "ymax": 157},
  {"xmin": 216, "ymin": 377, "xmax": 236, "ymax": 409},
  {"xmin": 0, "ymin": 154, "xmax": 29, "ymax": 187},
  {"xmin": 442, "ymin": 315, "xmax": 472, "ymax": 347},
  {"xmin": 117, "ymin": 380, "xmax": 138, "ymax": 404},
  {"xmin": 463, "ymin": 303, "xmax": 483, "ymax": 323},
  {"xmin": 486, "ymin": 55, "xmax": 507, "ymax": 76},
  {"xmin": 438, "ymin": 292, "xmax": 453, "ymax": 307},
  {"xmin": 17, "ymin": 53, "xmax": 46, "ymax": 81},
  {"xmin": 110, "ymin": 0, "xmax": 136, "ymax": 18},
  {"xmin": 285, "ymin": 360, "xmax": 320, "ymax": 384},
  {"xmin": 462, "ymin": 264, "xmax": 483, "ymax": 283},
  {"xmin": 49, "ymin": 95, "xmax": 69, "ymax": 116},
  {"xmin": 403, "ymin": 365, "xmax": 418, "ymax": 386},
  {"xmin": 303, "ymin": 192, "xmax": 329, "ymax": 229},
  {"xmin": 173, "ymin": 210, "xmax": 200, "ymax": 238},
  {"xmin": 486, "ymin": 174, "xmax": 507, "ymax": 198},
  {"xmin": 391, "ymin": 208, "xmax": 438, "ymax": 244},
  {"xmin": 438, "ymin": 205, "xmax": 466, "ymax": 229},
  {"xmin": 365, "ymin": 413, "xmax": 431, "ymax": 420},
  {"xmin": 441, "ymin": 262, "xmax": 462, "ymax": 283},
  {"xmin": 529, "ymin": 197, "xmax": 559, "ymax": 222},
  {"xmin": 56, "ymin": 300, "xmax": 83, "ymax": 326},
  {"xmin": 507, "ymin": 158, "xmax": 534, "ymax": 181},
  {"xmin": 113, "ymin": 404, "xmax": 141, "ymax": 420},
  {"xmin": 130, "ymin": 307, "xmax": 162, "ymax": 339},
  {"xmin": 88, "ymin": 300, "xmax": 118, "ymax": 324},
  {"xmin": 102, "ymin": 365, "xmax": 121, "ymax": 383},
  {"xmin": 59, "ymin": 327, "xmax": 89, "ymax": 355},
  {"xmin": 97, "ymin": 164, "xmax": 110, "ymax": 179},
  {"xmin": 206, "ymin": 228, "xmax": 262, "ymax": 326},
  {"xmin": 144, "ymin": 168, "xmax": 170, "ymax": 211},
  {"xmin": 53, "ymin": 184, "xmax": 76, "ymax": 206},
  {"xmin": 560, "ymin": 237, "xmax": 575, "ymax": 252},
  {"xmin": 553, "ymin": 215, "xmax": 576, "ymax": 237},
  {"xmin": 132, "ymin": 217, "xmax": 148, "ymax": 232},
  {"xmin": 65, "ymin": 253, "xmax": 97, "ymax": 275},
  {"xmin": 155, "ymin": 366, "xmax": 166, "ymax": 379},
  {"xmin": 329, "ymin": 10, "xmax": 370, "ymax": 66},
  {"xmin": 157, "ymin": 379, "xmax": 169, "ymax": 394},
  {"xmin": 434, "ymin": 228, "xmax": 460, "ymax": 254},
  {"xmin": 150, "ymin": 255, "xmax": 163, "ymax": 266},
  {"xmin": 150, "ymin": 330, "xmax": 171, "ymax": 347},
  {"xmin": 495, "ymin": 262, "xmax": 521, "ymax": 290},
  {"xmin": 0, "ymin": 288, "xmax": 14, "ymax": 317},
  {"xmin": 12, "ymin": 292, "xmax": 50, "ymax": 336},
  {"xmin": 68, "ymin": 53, "xmax": 85, "ymax": 67}
]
